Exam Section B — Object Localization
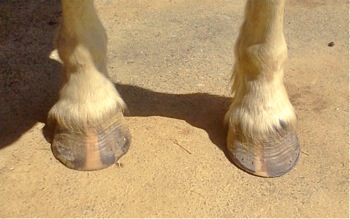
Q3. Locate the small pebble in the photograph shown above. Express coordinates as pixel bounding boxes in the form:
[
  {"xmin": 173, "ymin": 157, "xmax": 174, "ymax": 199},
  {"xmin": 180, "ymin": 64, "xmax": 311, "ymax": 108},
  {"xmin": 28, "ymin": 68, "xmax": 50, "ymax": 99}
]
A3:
[
  {"xmin": 48, "ymin": 21, "xmax": 58, "ymax": 25},
  {"xmin": 328, "ymin": 42, "xmax": 334, "ymax": 47}
]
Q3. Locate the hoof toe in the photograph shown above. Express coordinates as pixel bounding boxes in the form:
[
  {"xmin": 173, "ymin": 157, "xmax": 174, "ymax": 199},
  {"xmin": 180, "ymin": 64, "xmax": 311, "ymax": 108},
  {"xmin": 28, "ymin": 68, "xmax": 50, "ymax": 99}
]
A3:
[
  {"xmin": 227, "ymin": 124, "xmax": 300, "ymax": 177},
  {"xmin": 51, "ymin": 115, "xmax": 131, "ymax": 171}
]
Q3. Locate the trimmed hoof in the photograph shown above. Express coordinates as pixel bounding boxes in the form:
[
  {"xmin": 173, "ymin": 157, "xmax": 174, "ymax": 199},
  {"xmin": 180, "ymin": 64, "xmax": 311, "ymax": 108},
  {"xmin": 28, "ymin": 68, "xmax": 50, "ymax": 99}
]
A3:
[
  {"xmin": 51, "ymin": 115, "xmax": 131, "ymax": 171},
  {"xmin": 227, "ymin": 123, "xmax": 300, "ymax": 177}
]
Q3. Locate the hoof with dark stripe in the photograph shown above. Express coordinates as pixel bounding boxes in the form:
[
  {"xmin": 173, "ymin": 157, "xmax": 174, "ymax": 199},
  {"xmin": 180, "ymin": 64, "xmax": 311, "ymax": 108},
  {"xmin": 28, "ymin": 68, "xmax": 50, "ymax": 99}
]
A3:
[
  {"xmin": 51, "ymin": 115, "xmax": 131, "ymax": 171},
  {"xmin": 227, "ymin": 123, "xmax": 300, "ymax": 177}
]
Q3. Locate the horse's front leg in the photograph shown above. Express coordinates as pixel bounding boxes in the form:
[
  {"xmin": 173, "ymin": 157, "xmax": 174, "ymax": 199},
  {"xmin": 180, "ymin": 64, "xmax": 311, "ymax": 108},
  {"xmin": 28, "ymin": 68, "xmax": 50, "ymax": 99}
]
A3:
[
  {"xmin": 47, "ymin": 0, "xmax": 130, "ymax": 170},
  {"xmin": 226, "ymin": 0, "xmax": 300, "ymax": 177}
]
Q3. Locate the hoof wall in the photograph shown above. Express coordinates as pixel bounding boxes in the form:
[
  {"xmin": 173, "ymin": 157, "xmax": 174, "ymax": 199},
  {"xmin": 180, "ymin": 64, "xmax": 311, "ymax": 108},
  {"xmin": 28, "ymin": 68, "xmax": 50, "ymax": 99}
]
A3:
[
  {"xmin": 51, "ymin": 115, "xmax": 131, "ymax": 171},
  {"xmin": 227, "ymin": 125, "xmax": 300, "ymax": 177}
]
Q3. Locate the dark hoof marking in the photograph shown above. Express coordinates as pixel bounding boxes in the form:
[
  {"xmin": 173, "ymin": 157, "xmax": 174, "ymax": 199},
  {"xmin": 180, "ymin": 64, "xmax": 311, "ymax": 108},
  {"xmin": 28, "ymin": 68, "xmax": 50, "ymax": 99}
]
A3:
[
  {"xmin": 227, "ymin": 123, "xmax": 300, "ymax": 177},
  {"xmin": 51, "ymin": 114, "xmax": 131, "ymax": 171}
]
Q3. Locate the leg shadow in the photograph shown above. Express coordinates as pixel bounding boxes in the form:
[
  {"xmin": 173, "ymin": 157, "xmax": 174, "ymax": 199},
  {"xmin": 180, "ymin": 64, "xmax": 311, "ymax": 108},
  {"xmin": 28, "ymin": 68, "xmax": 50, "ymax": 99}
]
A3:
[
  {"xmin": 116, "ymin": 84, "xmax": 232, "ymax": 152},
  {"xmin": 0, "ymin": 0, "xmax": 62, "ymax": 149}
]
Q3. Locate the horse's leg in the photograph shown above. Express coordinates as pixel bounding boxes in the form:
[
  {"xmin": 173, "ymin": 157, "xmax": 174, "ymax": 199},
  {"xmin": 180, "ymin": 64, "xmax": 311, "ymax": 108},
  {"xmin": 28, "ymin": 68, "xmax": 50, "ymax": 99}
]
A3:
[
  {"xmin": 47, "ymin": 0, "xmax": 130, "ymax": 170},
  {"xmin": 226, "ymin": 0, "xmax": 300, "ymax": 177}
]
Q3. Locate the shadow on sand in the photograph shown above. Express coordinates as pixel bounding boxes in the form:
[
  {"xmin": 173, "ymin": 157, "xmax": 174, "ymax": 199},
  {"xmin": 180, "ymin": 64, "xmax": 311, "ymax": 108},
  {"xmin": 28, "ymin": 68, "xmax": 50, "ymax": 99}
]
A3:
[{"xmin": 116, "ymin": 84, "xmax": 231, "ymax": 151}]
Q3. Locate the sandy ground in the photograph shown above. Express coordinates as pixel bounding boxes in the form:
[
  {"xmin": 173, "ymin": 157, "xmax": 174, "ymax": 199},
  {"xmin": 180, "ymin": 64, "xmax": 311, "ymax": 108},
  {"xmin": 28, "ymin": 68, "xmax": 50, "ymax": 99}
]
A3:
[{"xmin": 0, "ymin": 0, "xmax": 349, "ymax": 217}]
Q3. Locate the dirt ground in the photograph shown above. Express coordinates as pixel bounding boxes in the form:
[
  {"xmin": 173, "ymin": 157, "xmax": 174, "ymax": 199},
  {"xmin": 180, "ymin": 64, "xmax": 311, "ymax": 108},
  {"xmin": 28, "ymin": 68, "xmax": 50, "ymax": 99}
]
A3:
[{"xmin": 0, "ymin": 0, "xmax": 348, "ymax": 217}]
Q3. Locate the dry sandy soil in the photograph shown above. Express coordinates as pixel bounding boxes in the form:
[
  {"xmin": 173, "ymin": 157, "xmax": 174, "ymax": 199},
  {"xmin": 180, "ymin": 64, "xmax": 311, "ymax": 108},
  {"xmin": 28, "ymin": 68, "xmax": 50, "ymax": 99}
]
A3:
[{"xmin": 0, "ymin": 0, "xmax": 349, "ymax": 217}]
